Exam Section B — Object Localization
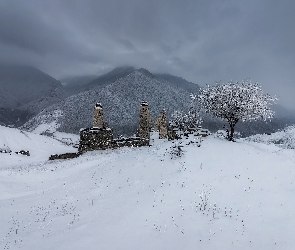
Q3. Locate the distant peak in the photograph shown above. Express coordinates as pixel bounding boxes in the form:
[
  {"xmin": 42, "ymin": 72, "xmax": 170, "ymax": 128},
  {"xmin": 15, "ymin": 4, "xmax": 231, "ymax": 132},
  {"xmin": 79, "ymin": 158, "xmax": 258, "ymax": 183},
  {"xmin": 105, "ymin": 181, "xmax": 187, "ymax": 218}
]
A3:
[
  {"xmin": 136, "ymin": 68, "xmax": 155, "ymax": 78},
  {"xmin": 109, "ymin": 66, "xmax": 135, "ymax": 74}
]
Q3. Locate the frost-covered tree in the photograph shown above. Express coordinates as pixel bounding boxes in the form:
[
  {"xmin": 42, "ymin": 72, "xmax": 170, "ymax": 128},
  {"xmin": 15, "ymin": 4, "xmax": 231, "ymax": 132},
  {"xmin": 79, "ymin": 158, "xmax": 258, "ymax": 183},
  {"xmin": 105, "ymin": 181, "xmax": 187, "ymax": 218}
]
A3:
[
  {"xmin": 193, "ymin": 80, "xmax": 277, "ymax": 141},
  {"xmin": 170, "ymin": 106, "xmax": 202, "ymax": 132}
]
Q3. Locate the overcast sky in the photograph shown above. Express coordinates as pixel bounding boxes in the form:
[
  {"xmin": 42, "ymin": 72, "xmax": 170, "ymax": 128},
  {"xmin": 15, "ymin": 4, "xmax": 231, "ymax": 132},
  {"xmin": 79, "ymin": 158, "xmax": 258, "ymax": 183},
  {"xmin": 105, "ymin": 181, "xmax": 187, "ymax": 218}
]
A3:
[{"xmin": 0, "ymin": 0, "xmax": 294, "ymax": 109}]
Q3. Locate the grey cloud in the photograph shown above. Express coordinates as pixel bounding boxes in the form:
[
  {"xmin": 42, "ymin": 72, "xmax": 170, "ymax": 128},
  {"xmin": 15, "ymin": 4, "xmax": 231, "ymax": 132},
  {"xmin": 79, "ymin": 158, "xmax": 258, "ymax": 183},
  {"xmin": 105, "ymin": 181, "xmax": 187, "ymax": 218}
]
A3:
[{"xmin": 0, "ymin": 0, "xmax": 294, "ymax": 109}]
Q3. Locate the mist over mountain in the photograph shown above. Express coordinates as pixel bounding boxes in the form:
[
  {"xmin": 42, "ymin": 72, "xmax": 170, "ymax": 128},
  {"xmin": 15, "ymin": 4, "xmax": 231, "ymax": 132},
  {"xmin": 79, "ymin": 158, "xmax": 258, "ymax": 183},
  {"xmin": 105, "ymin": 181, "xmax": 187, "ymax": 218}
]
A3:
[
  {"xmin": 60, "ymin": 75, "xmax": 98, "ymax": 95},
  {"xmin": 155, "ymin": 73, "xmax": 200, "ymax": 93},
  {"xmin": 85, "ymin": 66, "xmax": 136, "ymax": 91},
  {"xmin": 0, "ymin": 64, "xmax": 67, "ymax": 126},
  {"xmin": 0, "ymin": 65, "xmax": 65, "ymax": 108}
]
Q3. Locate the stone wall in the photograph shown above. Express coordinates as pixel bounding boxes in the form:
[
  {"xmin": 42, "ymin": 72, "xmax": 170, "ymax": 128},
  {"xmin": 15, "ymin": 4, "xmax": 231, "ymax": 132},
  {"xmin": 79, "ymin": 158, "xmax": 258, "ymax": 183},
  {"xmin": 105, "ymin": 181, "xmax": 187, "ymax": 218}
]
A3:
[
  {"xmin": 112, "ymin": 137, "xmax": 150, "ymax": 148},
  {"xmin": 49, "ymin": 152, "xmax": 81, "ymax": 160},
  {"xmin": 79, "ymin": 127, "xmax": 113, "ymax": 152}
]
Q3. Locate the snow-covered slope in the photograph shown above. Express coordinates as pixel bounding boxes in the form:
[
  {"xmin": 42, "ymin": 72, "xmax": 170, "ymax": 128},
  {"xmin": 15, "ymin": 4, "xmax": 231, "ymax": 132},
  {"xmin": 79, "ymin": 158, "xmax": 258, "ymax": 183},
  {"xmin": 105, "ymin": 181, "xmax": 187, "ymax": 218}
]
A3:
[
  {"xmin": 0, "ymin": 125, "xmax": 77, "ymax": 168},
  {"xmin": 0, "ymin": 131, "xmax": 294, "ymax": 249},
  {"xmin": 244, "ymin": 125, "xmax": 295, "ymax": 149}
]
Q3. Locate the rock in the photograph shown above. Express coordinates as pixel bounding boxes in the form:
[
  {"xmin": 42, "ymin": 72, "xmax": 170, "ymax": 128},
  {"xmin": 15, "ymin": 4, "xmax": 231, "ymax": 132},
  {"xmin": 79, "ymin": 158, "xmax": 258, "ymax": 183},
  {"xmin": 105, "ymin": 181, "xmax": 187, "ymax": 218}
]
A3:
[{"xmin": 49, "ymin": 152, "xmax": 81, "ymax": 160}]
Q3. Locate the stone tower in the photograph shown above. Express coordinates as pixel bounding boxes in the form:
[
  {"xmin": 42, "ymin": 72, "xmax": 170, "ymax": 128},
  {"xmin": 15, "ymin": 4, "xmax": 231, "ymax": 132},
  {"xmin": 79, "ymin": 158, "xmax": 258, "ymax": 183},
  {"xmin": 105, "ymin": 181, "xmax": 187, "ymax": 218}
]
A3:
[
  {"xmin": 137, "ymin": 101, "xmax": 151, "ymax": 140},
  {"xmin": 158, "ymin": 109, "xmax": 167, "ymax": 139},
  {"xmin": 93, "ymin": 102, "xmax": 104, "ymax": 128}
]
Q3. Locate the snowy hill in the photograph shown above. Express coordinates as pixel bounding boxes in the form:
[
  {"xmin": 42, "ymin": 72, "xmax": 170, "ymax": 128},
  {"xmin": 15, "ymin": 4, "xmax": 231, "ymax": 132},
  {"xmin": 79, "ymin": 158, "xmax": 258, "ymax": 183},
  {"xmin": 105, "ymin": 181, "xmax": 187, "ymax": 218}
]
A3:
[
  {"xmin": 22, "ymin": 69, "xmax": 196, "ymax": 136},
  {"xmin": 244, "ymin": 125, "xmax": 295, "ymax": 149},
  {"xmin": 0, "ymin": 125, "xmax": 77, "ymax": 168},
  {"xmin": 0, "ymin": 129, "xmax": 295, "ymax": 249}
]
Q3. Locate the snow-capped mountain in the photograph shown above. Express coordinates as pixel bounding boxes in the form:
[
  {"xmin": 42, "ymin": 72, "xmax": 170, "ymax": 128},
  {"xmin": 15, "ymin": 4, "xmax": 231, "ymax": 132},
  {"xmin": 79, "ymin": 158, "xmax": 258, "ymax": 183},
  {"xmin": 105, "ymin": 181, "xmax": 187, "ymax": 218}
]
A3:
[
  {"xmin": 23, "ymin": 69, "xmax": 198, "ymax": 136},
  {"xmin": 60, "ymin": 67, "xmax": 200, "ymax": 96}
]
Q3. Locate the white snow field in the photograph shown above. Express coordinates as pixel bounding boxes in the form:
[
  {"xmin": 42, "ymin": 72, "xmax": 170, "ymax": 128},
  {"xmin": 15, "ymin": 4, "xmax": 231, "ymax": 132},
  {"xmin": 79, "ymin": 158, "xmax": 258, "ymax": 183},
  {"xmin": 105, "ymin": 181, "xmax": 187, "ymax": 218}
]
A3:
[{"xmin": 0, "ymin": 126, "xmax": 295, "ymax": 250}]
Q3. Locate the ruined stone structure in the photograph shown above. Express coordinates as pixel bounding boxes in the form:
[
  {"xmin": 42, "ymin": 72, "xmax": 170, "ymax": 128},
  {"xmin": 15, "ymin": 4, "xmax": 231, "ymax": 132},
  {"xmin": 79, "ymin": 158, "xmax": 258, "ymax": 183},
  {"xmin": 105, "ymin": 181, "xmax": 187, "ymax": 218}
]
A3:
[
  {"xmin": 79, "ymin": 127, "xmax": 114, "ymax": 152},
  {"xmin": 167, "ymin": 124, "xmax": 181, "ymax": 140},
  {"xmin": 79, "ymin": 102, "xmax": 113, "ymax": 152},
  {"xmin": 49, "ymin": 152, "xmax": 82, "ymax": 160},
  {"xmin": 112, "ymin": 137, "xmax": 149, "ymax": 148},
  {"xmin": 154, "ymin": 117, "xmax": 160, "ymax": 132},
  {"xmin": 158, "ymin": 109, "xmax": 167, "ymax": 139},
  {"xmin": 78, "ymin": 101, "xmax": 151, "ymax": 153},
  {"xmin": 137, "ymin": 101, "xmax": 151, "ymax": 140},
  {"xmin": 93, "ymin": 102, "xmax": 104, "ymax": 128}
]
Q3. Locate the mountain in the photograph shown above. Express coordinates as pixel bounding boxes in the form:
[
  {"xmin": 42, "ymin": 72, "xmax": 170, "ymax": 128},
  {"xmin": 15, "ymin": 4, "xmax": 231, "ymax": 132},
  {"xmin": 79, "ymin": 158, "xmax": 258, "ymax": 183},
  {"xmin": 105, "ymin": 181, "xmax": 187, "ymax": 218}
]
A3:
[
  {"xmin": 59, "ymin": 67, "xmax": 136, "ymax": 96},
  {"xmin": 61, "ymin": 67, "xmax": 200, "ymax": 95},
  {"xmin": 22, "ymin": 67, "xmax": 295, "ymax": 137},
  {"xmin": 22, "ymin": 69, "xmax": 199, "ymax": 136},
  {"xmin": 60, "ymin": 75, "xmax": 98, "ymax": 95},
  {"xmin": 155, "ymin": 73, "xmax": 200, "ymax": 93},
  {"xmin": 0, "ymin": 64, "xmax": 65, "ymax": 108},
  {"xmin": 84, "ymin": 66, "xmax": 136, "ymax": 91},
  {"xmin": 0, "ymin": 64, "xmax": 67, "ymax": 126}
]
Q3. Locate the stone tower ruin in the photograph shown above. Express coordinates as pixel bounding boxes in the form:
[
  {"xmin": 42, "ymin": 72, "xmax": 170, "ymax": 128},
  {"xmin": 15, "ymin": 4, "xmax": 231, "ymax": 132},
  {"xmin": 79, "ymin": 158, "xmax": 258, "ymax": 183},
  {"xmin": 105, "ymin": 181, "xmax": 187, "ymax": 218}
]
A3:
[
  {"xmin": 79, "ymin": 102, "xmax": 113, "ymax": 152},
  {"xmin": 158, "ymin": 109, "xmax": 167, "ymax": 139},
  {"xmin": 137, "ymin": 101, "xmax": 151, "ymax": 140},
  {"xmin": 93, "ymin": 102, "xmax": 104, "ymax": 128}
]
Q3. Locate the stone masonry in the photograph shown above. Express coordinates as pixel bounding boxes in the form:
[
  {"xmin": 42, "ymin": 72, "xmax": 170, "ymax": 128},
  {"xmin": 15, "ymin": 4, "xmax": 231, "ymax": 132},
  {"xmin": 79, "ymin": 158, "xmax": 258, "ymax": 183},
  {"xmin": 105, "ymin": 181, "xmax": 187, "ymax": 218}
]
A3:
[
  {"xmin": 93, "ymin": 102, "xmax": 104, "ymax": 128},
  {"xmin": 79, "ymin": 127, "xmax": 113, "ymax": 152},
  {"xmin": 78, "ymin": 102, "xmax": 151, "ymax": 153},
  {"xmin": 79, "ymin": 102, "xmax": 113, "ymax": 152},
  {"xmin": 137, "ymin": 101, "xmax": 151, "ymax": 140},
  {"xmin": 158, "ymin": 109, "xmax": 167, "ymax": 139}
]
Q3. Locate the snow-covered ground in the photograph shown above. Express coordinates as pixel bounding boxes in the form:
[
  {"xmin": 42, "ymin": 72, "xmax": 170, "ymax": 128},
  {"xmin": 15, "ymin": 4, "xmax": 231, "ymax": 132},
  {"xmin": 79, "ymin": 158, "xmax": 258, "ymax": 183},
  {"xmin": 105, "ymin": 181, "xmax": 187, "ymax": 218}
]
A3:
[
  {"xmin": 245, "ymin": 125, "xmax": 295, "ymax": 149},
  {"xmin": 0, "ymin": 126, "xmax": 77, "ymax": 169},
  {"xmin": 0, "ymin": 126, "xmax": 295, "ymax": 250}
]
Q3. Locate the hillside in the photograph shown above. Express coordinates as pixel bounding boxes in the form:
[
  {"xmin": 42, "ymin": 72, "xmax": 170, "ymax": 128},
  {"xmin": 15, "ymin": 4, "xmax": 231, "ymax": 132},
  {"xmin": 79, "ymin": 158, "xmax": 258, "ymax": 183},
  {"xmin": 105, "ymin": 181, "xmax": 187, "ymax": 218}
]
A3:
[
  {"xmin": 0, "ymin": 64, "xmax": 67, "ymax": 126},
  {"xmin": 0, "ymin": 127, "xmax": 295, "ymax": 249},
  {"xmin": 22, "ymin": 69, "xmax": 197, "ymax": 136},
  {"xmin": 244, "ymin": 125, "xmax": 295, "ymax": 149},
  {"xmin": 0, "ymin": 64, "xmax": 66, "ymax": 109},
  {"xmin": 0, "ymin": 125, "xmax": 77, "ymax": 168}
]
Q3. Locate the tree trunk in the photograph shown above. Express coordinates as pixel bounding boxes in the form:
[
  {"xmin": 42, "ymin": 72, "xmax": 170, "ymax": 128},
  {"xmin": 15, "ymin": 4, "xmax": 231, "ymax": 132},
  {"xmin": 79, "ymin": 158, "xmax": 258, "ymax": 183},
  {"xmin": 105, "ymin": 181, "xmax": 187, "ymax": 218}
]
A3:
[
  {"xmin": 227, "ymin": 118, "xmax": 238, "ymax": 141},
  {"xmin": 229, "ymin": 124, "xmax": 235, "ymax": 141}
]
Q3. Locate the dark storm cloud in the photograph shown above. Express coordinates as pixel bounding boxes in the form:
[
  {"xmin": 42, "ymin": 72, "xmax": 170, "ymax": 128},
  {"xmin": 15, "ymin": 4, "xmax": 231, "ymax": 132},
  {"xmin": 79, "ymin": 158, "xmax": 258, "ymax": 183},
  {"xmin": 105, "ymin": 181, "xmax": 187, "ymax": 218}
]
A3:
[{"xmin": 0, "ymin": 0, "xmax": 295, "ymax": 109}]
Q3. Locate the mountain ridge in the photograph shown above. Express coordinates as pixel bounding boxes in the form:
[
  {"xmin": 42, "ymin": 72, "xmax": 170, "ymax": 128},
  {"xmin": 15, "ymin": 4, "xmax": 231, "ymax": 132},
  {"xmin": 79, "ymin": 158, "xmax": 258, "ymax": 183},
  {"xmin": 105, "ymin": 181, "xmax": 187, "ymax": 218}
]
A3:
[{"xmin": 22, "ymin": 69, "xmax": 197, "ymax": 136}]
